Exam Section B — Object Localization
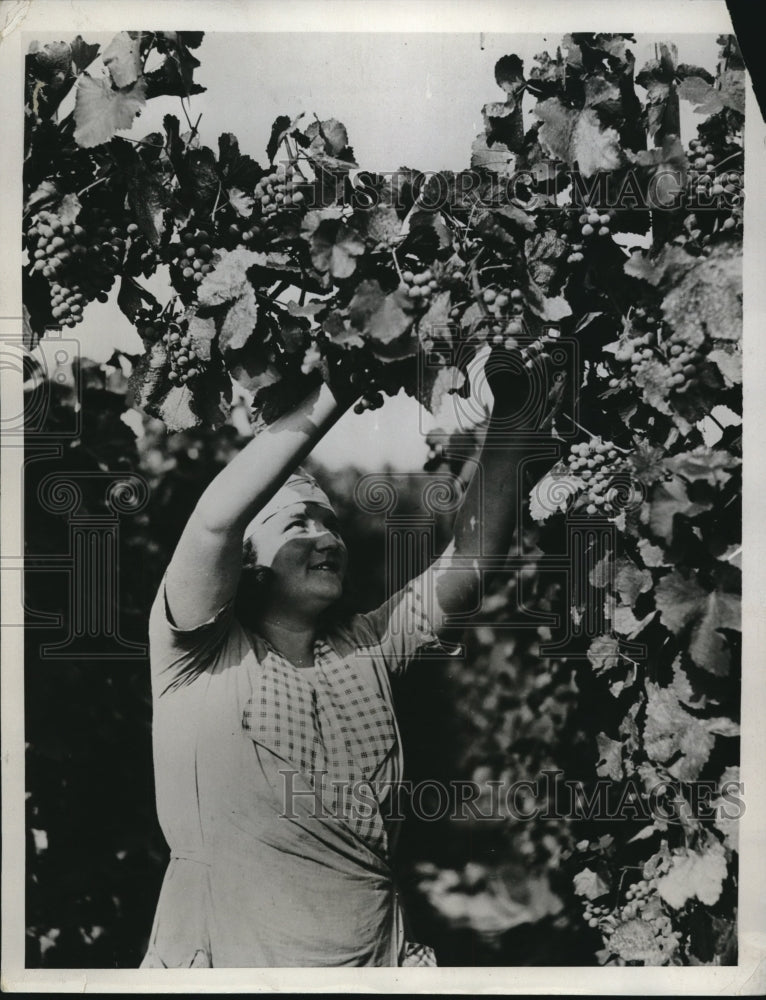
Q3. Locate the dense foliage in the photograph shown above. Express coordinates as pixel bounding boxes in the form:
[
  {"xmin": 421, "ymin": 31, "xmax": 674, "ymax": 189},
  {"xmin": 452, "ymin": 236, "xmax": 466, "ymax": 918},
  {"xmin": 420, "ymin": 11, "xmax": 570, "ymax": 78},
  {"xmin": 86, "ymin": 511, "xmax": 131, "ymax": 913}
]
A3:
[{"xmin": 23, "ymin": 30, "xmax": 742, "ymax": 966}]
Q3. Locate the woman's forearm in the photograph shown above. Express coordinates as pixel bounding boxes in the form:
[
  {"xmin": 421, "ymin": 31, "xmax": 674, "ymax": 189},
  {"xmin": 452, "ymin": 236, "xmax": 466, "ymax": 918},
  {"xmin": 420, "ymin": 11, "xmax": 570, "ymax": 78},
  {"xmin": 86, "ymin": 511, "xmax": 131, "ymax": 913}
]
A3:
[
  {"xmin": 193, "ymin": 380, "xmax": 348, "ymax": 533},
  {"xmin": 165, "ymin": 380, "xmax": 351, "ymax": 629}
]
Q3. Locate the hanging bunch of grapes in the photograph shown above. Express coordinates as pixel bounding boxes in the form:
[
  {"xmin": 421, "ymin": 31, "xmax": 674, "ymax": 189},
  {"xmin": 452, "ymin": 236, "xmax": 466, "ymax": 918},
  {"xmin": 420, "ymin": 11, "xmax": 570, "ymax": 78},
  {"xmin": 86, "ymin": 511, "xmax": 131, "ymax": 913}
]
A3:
[
  {"xmin": 165, "ymin": 223, "xmax": 216, "ymax": 298},
  {"xmin": 608, "ymin": 306, "xmax": 707, "ymax": 401},
  {"xmin": 581, "ymin": 857, "xmax": 682, "ymax": 966},
  {"xmin": 255, "ymin": 162, "xmax": 306, "ymax": 220},
  {"xmin": 684, "ymin": 128, "xmax": 743, "ymax": 243},
  {"xmin": 24, "ymin": 194, "xmax": 131, "ymax": 328},
  {"xmin": 565, "ymin": 437, "xmax": 634, "ymax": 516}
]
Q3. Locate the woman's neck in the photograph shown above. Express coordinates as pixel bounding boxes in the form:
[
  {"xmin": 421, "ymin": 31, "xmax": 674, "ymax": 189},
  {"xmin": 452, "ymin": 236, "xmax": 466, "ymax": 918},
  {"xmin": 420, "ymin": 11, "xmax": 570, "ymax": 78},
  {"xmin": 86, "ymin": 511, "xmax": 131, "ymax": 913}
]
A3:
[{"xmin": 255, "ymin": 613, "xmax": 317, "ymax": 669}]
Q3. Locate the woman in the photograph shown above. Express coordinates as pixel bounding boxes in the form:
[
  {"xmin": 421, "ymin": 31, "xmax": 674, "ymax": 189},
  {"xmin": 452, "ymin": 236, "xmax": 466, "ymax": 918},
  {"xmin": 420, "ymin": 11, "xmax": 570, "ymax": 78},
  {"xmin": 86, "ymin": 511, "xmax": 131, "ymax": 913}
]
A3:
[{"xmin": 141, "ymin": 351, "xmax": 556, "ymax": 968}]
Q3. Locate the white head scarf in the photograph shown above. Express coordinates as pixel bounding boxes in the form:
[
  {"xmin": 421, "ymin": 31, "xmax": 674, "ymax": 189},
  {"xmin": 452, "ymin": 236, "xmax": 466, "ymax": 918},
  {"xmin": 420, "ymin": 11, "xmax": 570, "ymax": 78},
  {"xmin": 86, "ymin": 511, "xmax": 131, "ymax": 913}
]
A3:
[{"xmin": 243, "ymin": 469, "xmax": 335, "ymax": 542}]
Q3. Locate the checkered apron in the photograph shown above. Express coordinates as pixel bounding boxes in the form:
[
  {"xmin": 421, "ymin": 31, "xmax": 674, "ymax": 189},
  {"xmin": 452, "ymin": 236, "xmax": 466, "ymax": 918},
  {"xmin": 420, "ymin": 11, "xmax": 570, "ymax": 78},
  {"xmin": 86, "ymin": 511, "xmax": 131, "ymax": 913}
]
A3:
[{"xmin": 242, "ymin": 638, "xmax": 397, "ymax": 857}]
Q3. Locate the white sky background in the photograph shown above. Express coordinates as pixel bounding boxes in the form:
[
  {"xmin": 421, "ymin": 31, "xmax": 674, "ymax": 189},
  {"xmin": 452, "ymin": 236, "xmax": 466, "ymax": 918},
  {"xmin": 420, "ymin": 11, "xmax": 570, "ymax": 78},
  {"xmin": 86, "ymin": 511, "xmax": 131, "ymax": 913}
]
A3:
[{"xmin": 31, "ymin": 31, "xmax": 721, "ymax": 470}]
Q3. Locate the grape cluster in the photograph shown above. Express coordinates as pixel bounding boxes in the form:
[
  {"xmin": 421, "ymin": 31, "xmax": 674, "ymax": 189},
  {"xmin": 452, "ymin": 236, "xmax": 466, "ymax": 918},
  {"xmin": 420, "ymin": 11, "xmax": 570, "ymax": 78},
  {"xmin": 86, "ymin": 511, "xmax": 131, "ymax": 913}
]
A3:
[
  {"xmin": 162, "ymin": 319, "xmax": 204, "ymax": 386},
  {"xmin": 401, "ymin": 265, "xmax": 438, "ymax": 306},
  {"xmin": 27, "ymin": 206, "xmax": 128, "ymax": 325},
  {"xmin": 610, "ymin": 307, "xmax": 703, "ymax": 397},
  {"xmin": 686, "ymin": 137, "xmax": 744, "ymax": 236},
  {"xmin": 124, "ymin": 222, "xmax": 159, "ymax": 278},
  {"xmin": 255, "ymin": 163, "xmax": 305, "ymax": 218},
  {"xmin": 577, "ymin": 207, "xmax": 615, "ymax": 240},
  {"xmin": 566, "ymin": 241, "xmax": 585, "ymax": 265},
  {"xmin": 27, "ymin": 211, "xmax": 87, "ymax": 282},
  {"xmin": 687, "ymin": 136, "xmax": 718, "ymax": 190},
  {"xmin": 581, "ymin": 865, "xmax": 682, "ymax": 961},
  {"xmin": 222, "ymin": 216, "xmax": 263, "ymax": 250},
  {"xmin": 582, "ymin": 899, "xmax": 611, "ymax": 929},
  {"xmin": 483, "ymin": 285, "xmax": 525, "ymax": 347},
  {"xmin": 566, "ymin": 438, "xmax": 627, "ymax": 515},
  {"xmin": 134, "ymin": 305, "xmax": 164, "ymax": 344},
  {"xmin": 167, "ymin": 226, "xmax": 215, "ymax": 292},
  {"xmin": 49, "ymin": 282, "xmax": 87, "ymax": 327}
]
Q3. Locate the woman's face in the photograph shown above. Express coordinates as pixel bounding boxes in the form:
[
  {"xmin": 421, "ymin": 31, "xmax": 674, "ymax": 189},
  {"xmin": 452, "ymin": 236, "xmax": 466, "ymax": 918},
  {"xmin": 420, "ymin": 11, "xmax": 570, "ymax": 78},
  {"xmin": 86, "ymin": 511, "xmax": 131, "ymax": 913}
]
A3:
[{"xmin": 247, "ymin": 501, "xmax": 348, "ymax": 614}]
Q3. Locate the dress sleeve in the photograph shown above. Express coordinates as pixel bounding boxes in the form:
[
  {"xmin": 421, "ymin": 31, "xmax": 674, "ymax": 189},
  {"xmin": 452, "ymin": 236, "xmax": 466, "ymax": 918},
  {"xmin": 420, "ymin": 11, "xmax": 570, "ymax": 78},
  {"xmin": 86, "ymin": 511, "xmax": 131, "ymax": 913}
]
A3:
[
  {"xmin": 148, "ymin": 573, "xmax": 235, "ymax": 697},
  {"xmin": 347, "ymin": 567, "xmax": 462, "ymax": 679}
]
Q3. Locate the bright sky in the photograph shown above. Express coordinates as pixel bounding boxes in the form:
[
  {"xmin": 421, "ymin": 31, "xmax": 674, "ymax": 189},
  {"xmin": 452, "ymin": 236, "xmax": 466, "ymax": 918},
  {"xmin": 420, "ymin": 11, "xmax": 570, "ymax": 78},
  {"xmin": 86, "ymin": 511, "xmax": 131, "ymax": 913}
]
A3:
[{"xmin": 31, "ymin": 31, "xmax": 721, "ymax": 470}]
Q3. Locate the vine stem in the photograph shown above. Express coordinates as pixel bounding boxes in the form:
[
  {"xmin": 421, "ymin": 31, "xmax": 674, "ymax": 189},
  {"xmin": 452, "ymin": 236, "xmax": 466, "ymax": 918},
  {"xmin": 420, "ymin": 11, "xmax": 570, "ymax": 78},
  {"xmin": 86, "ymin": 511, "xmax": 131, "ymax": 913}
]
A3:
[
  {"xmin": 77, "ymin": 174, "xmax": 111, "ymax": 197},
  {"xmin": 390, "ymin": 249, "xmax": 404, "ymax": 283},
  {"xmin": 713, "ymin": 149, "xmax": 743, "ymax": 173},
  {"xmin": 211, "ymin": 181, "xmax": 222, "ymax": 221}
]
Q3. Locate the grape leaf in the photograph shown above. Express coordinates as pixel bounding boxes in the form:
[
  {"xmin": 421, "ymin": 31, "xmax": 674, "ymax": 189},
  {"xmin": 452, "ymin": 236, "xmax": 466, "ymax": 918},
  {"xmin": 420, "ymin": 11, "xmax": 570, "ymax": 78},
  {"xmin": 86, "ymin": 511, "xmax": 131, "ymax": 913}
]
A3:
[
  {"xmin": 614, "ymin": 559, "xmax": 653, "ymax": 606},
  {"xmin": 418, "ymin": 291, "xmax": 452, "ymax": 341},
  {"xmin": 74, "ymin": 75, "xmax": 147, "ymax": 148},
  {"xmin": 127, "ymin": 167, "xmax": 168, "ymax": 246},
  {"xmin": 470, "ymin": 133, "xmax": 515, "ymax": 175},
  {"xmin": 712, "ymin": 766, "xmax": 740, "ymax": 852},
  {"xmin": 219, "ymin": 287, "xmax": 258, "ymax": 352},
  {"xmin": 670, "ymin": 655, "xmax": 707, "ymax": 709},
  {"xmin": 306, "ymin": 118, "xmax": 352, "ymax": 158},
  {"xmin": 587, "ymin": 634, "xmax": 621, "ymax": 673},
  {"xmin": 228, "ymin": 188, "xmax": 255, "ymax": 217},
  {"xmin": 647, "ymin": 477, "xmax": 711, "ymax": 542},
  {"xmin": 662, "ymin": 447, "xmax": 740, "ymax": 487},
  {"xmin": 303, "ymin": 216, "xmax": 365, "ymax": 279},
  {"xmin": 636, "ymin": 44, "xmax": 679, "ymax": 142},
  {"xmin": 677, "ymin": 75, "xmax": 724, "ymax": 115},
  {"xmin": 573, "ymin": 867, "xmax": 609, "ymax": 900},
  {"xmin": 57, "ymin": 193, "xmax": 82, "ymax": 227},
  {"xmin": 529, "ymin": 467, "xmax": 584, "ymax": 523},
  {"xmin": 719, "ymin": 67, "xmax": 745, "ymax": 115},
  {"xmin": 643, "ymin": 682, "xmax": 714, "ymax": 780},
  {"xmin": 629, "ymin": 440, "xmax": 667, "ymax": 488},
  {"xmin": 217, "ymin": 132, "xmax": 262, "ymax": 193},
  {"xmin": 624, "ymin": 244, "xmax": 696, "ymax": 288},
  {"xmin": 186, "ymin": 313, "xmax": 216, "ymax": 362},
  {"xmin": 608, "ymin": 918, "xmax": 666, "ymax": 964},
  {"xmin": 525, "ymin": 230, "xmax": 569, "ymax": 295},
  {"xmin": 638, "ymin": 538, "xmax": 668, "ymax": 568},
  {"xmin": 26, "ymin": 180, "xmax": 61, "ymax": 216},
  {"xmin": 655, "ymin": 571, "xmax": 740, "ymax": 675},
  {"xmin": 596, "ymin": 732, "xmax": 623, "ymax": 780},
  {"xmin": 708, "ymin": 347, "xmax": 742, "ymax": 387},
  {"xmin": 158, "ymin": 384, "xmax": 199, "ymax": 431},
  {"xmin": 26, "ymin": 41, "xmax": 76, "ymax": 118},
  {"xmin": 348, "ymin": 280, "xmax": 418, "ymax": 347},
  {"xmin": 495, "ymin": 54, "xmax": 525, "ymax": 96},
  {"xmin": 184, "ymin": 147, "xmax": 220, "ymax": 212},
  {"xmin": 144, "ymin": 60, "xmax": 206, "ymax": 100},
  {"xmin": 633, "ymin": 358, "xmax": 673, "ymax": 416},
  {"xmin": 656, "ymin": 841, "xmax": 727, "ymax": 909},
  {"xmin": 662, "ymin": 245, "xmax": 742, "ymax": 347},
  {"xmin": 127, "ymin": 339, "xmax": 169, "ymax": 411},
  {"xmin": 116, "ymin": 276, "xmax": 158, "ymax": 325},
  {"xmin": 264, "ymin": 113, "xmax": 290, "ymax": 160},
  {"xmin": 589, "ymin": 550, "xmax": 614, "ymax": 589},
  {"xmin": 70, "ymin": 36, "xmax": 101, "ymax": 74},
  {"xmin": 102, "ymin": 31, "xmax": 143, "ymax": 89},
  {"xmin": 151, "ymin": 31, "xmax": 205, "ymax": 100},
  {"xmin": 482, "ymin": 100, "xmax": 524, "ymax": 152},
  {"xmin": 365, "ymin": 205, "xmax": 404, "ymax": 248},
  {"xmin": 611, "ymin": 606, "xmax": 653, "ymax": 638},
  {"xmin": 197, "ymin": 249, "xmax": 265, "ymax": 307},
  {"xmin": 535, "ymin": 100, "xmax": 623, "ymax": 177}
]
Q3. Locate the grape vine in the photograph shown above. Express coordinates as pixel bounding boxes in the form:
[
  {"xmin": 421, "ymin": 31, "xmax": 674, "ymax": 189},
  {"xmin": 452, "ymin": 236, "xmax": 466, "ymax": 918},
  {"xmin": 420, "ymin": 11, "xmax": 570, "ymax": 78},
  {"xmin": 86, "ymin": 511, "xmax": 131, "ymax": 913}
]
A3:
[{"xmin": 22, "ymin": 30, "xmax": 743, "ymax": 966}]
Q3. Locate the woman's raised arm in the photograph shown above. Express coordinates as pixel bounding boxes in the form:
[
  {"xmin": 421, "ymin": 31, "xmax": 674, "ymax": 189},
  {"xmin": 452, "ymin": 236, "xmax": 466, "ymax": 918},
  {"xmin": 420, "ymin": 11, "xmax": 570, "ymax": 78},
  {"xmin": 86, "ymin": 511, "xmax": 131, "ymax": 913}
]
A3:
[{"xmin": 165, "ymin": 381, "xmax": 349, "ymax": 630}]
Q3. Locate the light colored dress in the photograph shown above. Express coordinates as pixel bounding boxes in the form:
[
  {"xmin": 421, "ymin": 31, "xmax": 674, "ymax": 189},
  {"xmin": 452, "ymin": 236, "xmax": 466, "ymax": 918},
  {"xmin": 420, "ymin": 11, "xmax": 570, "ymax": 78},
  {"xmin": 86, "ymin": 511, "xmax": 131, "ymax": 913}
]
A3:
[{"xmin": 141, "ymin": 571, "xmax": 446, "ymax": 967}]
